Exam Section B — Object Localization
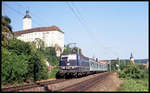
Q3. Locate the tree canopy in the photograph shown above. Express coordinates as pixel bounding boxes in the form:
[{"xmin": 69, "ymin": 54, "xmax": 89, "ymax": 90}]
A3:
[{"xmin": 2, "ymin": 16, "xmax": 13, "ymax": 34}]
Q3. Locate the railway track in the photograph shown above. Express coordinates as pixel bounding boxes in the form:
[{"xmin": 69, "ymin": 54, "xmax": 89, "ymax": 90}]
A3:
[
  {"xmin": 2, "ymin": 79, "xmax": 67, "ymax": 92},
  {"xmin": 58, "ymin": 72, "xmax": 110, "ymax": 92},
  {"xmin": 2, "ymin": 72, "xmax": 110, "ymax": 92}
]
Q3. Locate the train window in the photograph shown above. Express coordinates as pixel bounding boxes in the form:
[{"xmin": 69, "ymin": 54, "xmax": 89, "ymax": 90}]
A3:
[
  {"xmin": 61, "ymin": 54, "xmax": 77, "ymax": 61},
  {"xmin": 61, "ymin": 57, "xmax": 67, "ymax": 61}
]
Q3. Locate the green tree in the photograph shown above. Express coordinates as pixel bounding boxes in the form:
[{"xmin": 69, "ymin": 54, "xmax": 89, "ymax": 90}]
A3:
[
  {"xmin": 2, "ymin": 48, "xmax": 28, "ymax": 84},
  {"xmin": 2, "ymin": 16, "xmax": 13, "ymax": 34},
  {"xmin": 1, "ymin": 16, "xmax": 14, "ymax": 47},
  {"xmin": 63, "ymin": 46, "xmax": 82, "ymax": 54},
  {"xmin": 6, "ymin": 39, "xmax": 32, "ymax": 55},
  {"xmin": 63, "ymin": 47, "xmax": 72, "ymax": 54},
  {"xmin": 136, "ymin": 63, "xmax": 146, "ymax": 70},
  {"xmin": 33, "ymin": 38, "xmax": 45, "ymax": 51},
  {"xmin": 118, "ymin": 62, "xmax": 145, "ymax": 79},
  {"xmin": 119, "ymin": 60, "xmax": 130, "ymax": 70},
  {"xmin": 29, "ymin": 41, "xmax": 37, "ymax": 53},
  {"xmin": 43, "ymin": 47, "xmax": 58, "ymax": 65},
  {"xmin": 1, "ymin": 17, "xmax": 49, "ymax": 84},
  {"xmin": 110, "ymin": 59, "xmax": 118, "ymax": 71},
  {"xmin": 72, "ymin": 47, "xmax": 82, "ymax": 54},
  {"xmin": 28, "ymin": 51, "xmax": 48, "ymax": 81},
  {"xmin": 49, "ymin": 47, "xmax": 56, "ymax": 56},
  {"xmin": 2, "ymin": 38, "xmax": 49, "ymax": 84}
]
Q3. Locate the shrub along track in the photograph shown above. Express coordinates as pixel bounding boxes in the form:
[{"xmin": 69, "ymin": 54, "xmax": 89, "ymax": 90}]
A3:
[
  {"xmin": 58, "ymin": 72, "xmax": 110, "ymax": 92},
  {"xmin": 2, "ymin": 79, "xmax": 67, "ymax": 92}
]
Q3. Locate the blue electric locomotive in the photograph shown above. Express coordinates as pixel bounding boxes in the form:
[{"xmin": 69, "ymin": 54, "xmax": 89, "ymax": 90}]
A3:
[{"xmin": 59, "ymin": 53, "xmax": 108, "ymax": 77}]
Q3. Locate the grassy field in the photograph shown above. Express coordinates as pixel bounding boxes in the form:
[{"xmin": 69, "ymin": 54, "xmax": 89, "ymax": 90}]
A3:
[{"xmin": 118, "ymin": 78, "xmax": 149, "ymax": 92}]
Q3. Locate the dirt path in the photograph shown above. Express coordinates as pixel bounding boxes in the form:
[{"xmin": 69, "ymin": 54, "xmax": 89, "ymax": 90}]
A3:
[{"xmin": 85, "ymin": 72, "xmax": 122, "ymax": 92}]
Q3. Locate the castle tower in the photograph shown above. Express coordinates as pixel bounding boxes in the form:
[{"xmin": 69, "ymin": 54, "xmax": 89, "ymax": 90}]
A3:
[
  {"xmin": 23, "ymin": 10, "xmax": 32, "ymax": 30},
  {"xmin": 130, "ymin": 52, "xmax": 135, "ymax": 64}
]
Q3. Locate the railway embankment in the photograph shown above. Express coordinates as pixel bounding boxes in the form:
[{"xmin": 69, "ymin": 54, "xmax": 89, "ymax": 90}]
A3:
[
  {"xmin": 18, "ymin": 72, "xmax": 109, "ymax": 92},
  {"xmin": 2, "ymin": 72, "xmax": 123, "ymax": 92}
]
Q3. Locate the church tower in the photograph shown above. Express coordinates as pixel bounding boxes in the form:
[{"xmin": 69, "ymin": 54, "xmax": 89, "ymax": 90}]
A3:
[
  {"xmin": 23, "ymin": 10, "xmax": 32, "ymax": 30},
  {"xmin": 130, "ymin": 52, "xmax": 135, "ymax": 64}
]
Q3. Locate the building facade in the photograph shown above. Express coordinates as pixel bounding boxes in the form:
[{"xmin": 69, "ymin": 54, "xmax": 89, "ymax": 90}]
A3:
[
  {"xmin": 14, "ymin": 11, "xmax": 64, "ymax": 56},
  {"xmin": 14, "ymin": 26, "xmax": 64, "ymax": 56}
]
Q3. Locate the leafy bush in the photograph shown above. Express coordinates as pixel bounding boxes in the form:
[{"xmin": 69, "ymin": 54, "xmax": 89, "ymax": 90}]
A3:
[
  {"xmin": 2, "ymin": 39, "xmax": 49, "ymax": 84},
  {"xmin": 118, "ymin": 61, "xmax": 149, "ymax": 91},
  {"xmin": 63, "ymin": 47, "xmax": 72, "ymax": 54},
  {"xmin": 6, "ymin": 39, "xmax": 32, "ymax": 55},
  {"xmin": 28, "ymin": 51, "xmax": 48, "ymax": 81},
  {"xmin": 118, "ymin": 78, "xmax": 149, "ymax": 92},
  {"xmin": 48, "ymin": 65, "xmax": 59, "ymax": 78},
  {"xmin": 118, "ymin": 63, "xmax": 145, "ymax": 79},
  {"xmin": 1, "ymin": 16, "xmax": 49, "ymax": 84},
  {"xmin": 2, "ymin": 48, "xmax": 28, "ymax": 84},
  {"xmin": 43, "ymin": 47, "xmax": 59, "ymax": 65},
  {"xmin": 136, "ymin": 63, "xmax": 147, "ymax": 70},
  {"xmin": 110, "ymin": 60, "xmax": 118, "ymax": 71}
]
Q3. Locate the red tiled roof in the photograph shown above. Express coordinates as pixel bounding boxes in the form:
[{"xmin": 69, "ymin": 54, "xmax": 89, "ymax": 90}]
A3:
[
  {"xmin": 99, "ymin": 61, "xmax": 108, "ymax": 65},
  {"xmin": 89, "ymin": 58, "xmax": 96, "ymax": 61},
  {"xmin": 14, "ymin": 25, "xmax": 64, "ymax": 36}
]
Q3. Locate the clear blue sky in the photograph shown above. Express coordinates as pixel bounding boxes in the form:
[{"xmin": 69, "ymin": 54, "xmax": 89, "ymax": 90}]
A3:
[{"xmin": 2, "ymin": 1, "xmax": 148, "ymax": 60}]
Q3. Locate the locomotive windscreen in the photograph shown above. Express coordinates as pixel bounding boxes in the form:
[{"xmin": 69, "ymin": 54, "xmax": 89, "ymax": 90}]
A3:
[
  {"xmin": 61, "ymin": 54, "xmax": 77, "ymax": 61},
  {"xmin": 61, "ymin": 57, "xmax": 68, "ymax": 61}
]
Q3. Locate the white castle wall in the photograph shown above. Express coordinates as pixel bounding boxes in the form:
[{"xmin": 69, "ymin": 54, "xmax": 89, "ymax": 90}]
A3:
[{"xmin": 17, "ymin": 30, "xmax": 64, "ymax": 56}]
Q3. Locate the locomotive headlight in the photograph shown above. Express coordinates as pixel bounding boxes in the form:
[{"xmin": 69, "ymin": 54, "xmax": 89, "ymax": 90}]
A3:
[
  {"xmin": 67, "ymin": 63, "xmax": 70, "ymax": 66},
  {"xmin": 61, "ymin": 66, "xmax": 65, "ymax": 69}
]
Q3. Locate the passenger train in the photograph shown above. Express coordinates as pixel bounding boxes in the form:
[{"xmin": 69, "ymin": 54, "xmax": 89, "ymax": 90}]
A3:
[{"xmin": 59, "ymin": 53, "xmax": 108, "ymax": 77}]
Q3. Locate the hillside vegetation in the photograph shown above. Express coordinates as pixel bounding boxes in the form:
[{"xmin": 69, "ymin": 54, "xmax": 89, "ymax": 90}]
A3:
[
  {"xmin": 2, "ymin": 39, "xmax": 49, "ymax": 84},
  {"xmin": 117, "ymin": 62, "xmax": 149, "ymax": 92},
  {"xmin": 1, "ymin": 16, "xmax": 60, "ymax": 85}
]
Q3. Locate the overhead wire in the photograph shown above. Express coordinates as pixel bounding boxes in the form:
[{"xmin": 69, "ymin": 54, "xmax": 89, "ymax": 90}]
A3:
[
  {"xmin": 66, "ymin": 2, "xmax": 96, "ymax": 56},
  {"xmin": 66, "ymin": 2, "xmax": 100, "ymax": 57},
  {"xmin": 66, "ymin": 2, "xmax": 93, "ymax": 38},
  {"xmin": 69, "ymin": 2, "xmax": 98, "ymax": 57},
  {"xmin": 66, "ymin": 2, "xmax": 119, "ymax": 59},
  {"xmin": 4, "ymin": 2, "xmax": 119, "ymax": 59},
  {"xmin": 70, "ymin": 2, "xmax": 96, "ymax": 39}
]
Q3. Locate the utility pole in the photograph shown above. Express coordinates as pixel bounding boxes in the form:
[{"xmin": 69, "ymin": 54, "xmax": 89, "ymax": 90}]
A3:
[
  {"xmin": 117, "ymin": 57, "xmax": 120, "ymax": 72},
  {"xmin": 109, "ymin": 60, "xmax": 111, "ymax": 72},
  {"xmin": 78, "ymin": 46, "xmax": 79, "ymax": 54}
]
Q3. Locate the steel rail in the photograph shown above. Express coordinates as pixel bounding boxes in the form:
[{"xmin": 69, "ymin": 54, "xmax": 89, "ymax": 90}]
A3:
[{"xmin": 58, "ymin": 72, "xmax": 110, "ymax": 92}]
